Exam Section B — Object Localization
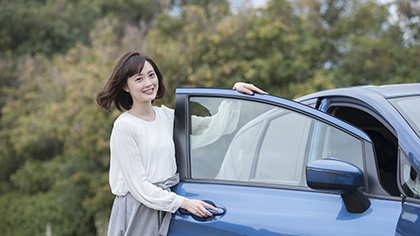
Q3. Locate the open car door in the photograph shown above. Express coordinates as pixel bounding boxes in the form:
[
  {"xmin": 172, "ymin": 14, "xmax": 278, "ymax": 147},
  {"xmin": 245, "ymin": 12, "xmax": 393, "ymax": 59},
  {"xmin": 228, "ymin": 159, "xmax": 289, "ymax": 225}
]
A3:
[{"xmin": 169, "ymin": 88, "xmax": 402, "ymax": 236}]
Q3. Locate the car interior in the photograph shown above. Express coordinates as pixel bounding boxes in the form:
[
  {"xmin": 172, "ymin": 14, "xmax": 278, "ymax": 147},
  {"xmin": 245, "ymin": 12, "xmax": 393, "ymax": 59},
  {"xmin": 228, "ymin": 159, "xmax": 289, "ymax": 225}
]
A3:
[{"xmin": 328, "ymin": 106, "xmax": 400, "ymax": 196}]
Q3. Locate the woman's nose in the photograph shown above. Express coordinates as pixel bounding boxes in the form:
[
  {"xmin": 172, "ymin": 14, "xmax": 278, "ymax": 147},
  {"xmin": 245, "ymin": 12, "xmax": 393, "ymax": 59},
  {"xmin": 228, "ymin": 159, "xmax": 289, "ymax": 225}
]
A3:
[{"xmin": 144, "ymin": 77, "xmax": 153, "ymax": 86}]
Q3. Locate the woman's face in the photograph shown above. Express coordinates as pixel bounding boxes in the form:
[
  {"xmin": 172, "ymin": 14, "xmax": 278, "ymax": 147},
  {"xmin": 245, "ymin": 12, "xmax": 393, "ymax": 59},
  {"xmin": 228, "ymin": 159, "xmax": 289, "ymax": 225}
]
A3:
[{"xmin": 124, "ymin": 61, "xmax": 159, "ymax": 105}]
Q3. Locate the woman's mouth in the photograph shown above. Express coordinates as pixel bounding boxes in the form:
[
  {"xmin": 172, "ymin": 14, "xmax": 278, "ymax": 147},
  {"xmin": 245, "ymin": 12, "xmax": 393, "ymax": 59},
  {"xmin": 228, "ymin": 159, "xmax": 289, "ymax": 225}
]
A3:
[{"xmin": 144, "ymin": 88, "xmax": 154, "ymax": 95}]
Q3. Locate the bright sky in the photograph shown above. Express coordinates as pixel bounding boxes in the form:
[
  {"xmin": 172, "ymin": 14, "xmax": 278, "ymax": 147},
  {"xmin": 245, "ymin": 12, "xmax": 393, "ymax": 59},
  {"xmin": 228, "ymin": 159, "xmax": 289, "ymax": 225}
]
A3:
[
  {"xmin": 227, "ymin": 0, "xmax": 269, "ymax": 13},
  {"xmin": 249, "ymin": 0, "xmax": 270, "ymax": 8},
  {"xmin": 228, "ymin": 0, "xmax": 399, "ymax": 22},
  {"xmin": 228, "ymin": 0, "xmax": 395, "ymax": 9}
]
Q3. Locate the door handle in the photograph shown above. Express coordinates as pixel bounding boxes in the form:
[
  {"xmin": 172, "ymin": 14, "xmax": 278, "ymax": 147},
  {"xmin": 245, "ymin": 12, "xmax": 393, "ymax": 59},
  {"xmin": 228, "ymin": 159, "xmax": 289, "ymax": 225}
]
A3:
[
  {"xmin": 178, "ymin": 200, "xmax": 226, "ymax": 221},
  {"xmin": 207, "ymin": 207, "xmax": 225, "ymax": 216}
]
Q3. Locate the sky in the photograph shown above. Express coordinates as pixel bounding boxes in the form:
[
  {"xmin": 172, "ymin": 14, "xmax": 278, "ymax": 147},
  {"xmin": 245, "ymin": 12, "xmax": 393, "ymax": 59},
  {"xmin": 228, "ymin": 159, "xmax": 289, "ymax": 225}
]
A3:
[
  {"xmin": 227, "ymin": 0, "xmax": 398, "ymax": 22},
  {"xmin": 227, "ymin": 0, "xmax": 270, "ymax": 13},
  {"xmin": 228, "ymin": 0, "xmax": 395, "ymax": 10}
]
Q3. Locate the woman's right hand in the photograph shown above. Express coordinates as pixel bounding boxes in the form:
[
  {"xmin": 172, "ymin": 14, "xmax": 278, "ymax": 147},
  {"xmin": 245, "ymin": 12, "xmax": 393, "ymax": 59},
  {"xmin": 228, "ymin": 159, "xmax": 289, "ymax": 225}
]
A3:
[
  {"xmin": 233, "ymin": 82, "xmax": 268, "ymax": 95},
  {"xmin": 180, "ymin": 198, "xmax": 218, "ymax": 217}
]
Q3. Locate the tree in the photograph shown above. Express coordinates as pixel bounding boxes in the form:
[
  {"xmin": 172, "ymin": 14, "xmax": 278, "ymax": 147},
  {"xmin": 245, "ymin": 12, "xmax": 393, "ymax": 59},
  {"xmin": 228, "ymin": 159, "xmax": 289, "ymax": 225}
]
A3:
[
  {"xmin": 147, "ymin": 0, "xmax": 318, "ymax": 99},
  {"xmin": 0, "ymin": 18, "xmax": 122, "ymax": 235}
]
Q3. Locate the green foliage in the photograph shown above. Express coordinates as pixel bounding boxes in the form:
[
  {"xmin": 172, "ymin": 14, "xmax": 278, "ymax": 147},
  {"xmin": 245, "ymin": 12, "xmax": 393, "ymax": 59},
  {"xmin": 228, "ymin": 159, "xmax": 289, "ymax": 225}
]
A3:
[
  {"xmin": 147, "ymin": 0, "xmax": 336, "ymax": 99},
  {"xmin": 0, "ymin": 0, "xmax": 164, "ymax": 57},
  {"xmin": 0, "ymin": 17, "xmax": 121, "ymax": 234},
  {"xmin": 0, "ymin": 191, "xmax": 93, "ymax": 236},
  {"xmin": 0, "ymin": 0, "xmax": 99, "ymax": 56},
  {"xmin": 96, "ymin": 0, "xmax": 161, "ymax": 23}
]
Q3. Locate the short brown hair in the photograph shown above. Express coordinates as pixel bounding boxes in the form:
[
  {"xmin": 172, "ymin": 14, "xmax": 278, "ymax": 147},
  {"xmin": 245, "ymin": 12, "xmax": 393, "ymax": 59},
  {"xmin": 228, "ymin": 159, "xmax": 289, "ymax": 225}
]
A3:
[{"xmin": 96, "ymin": 52, "xmax": 166, "ymax": 111}]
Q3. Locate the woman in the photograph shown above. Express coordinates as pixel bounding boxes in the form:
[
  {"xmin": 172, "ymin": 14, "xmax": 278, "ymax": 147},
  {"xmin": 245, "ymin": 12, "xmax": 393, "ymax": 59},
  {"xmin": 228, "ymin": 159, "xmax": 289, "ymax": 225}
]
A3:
[{"xmin": 96, "ymin": 51, "xmax": 266, "ymax": 236}]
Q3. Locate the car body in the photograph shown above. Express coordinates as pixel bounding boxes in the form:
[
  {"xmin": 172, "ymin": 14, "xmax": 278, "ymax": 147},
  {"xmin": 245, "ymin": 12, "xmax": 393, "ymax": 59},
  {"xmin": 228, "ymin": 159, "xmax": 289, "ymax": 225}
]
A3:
[{"xmin": 168, "ymin": 83, "xmax": 420, "ymax": 236}]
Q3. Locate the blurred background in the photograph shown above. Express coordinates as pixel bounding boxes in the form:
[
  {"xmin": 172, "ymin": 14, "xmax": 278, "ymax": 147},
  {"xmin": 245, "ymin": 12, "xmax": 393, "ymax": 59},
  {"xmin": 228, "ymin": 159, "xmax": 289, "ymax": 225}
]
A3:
[{"xmin": 0, "ymin": 0, "xmax": 419, "ymax": 235}]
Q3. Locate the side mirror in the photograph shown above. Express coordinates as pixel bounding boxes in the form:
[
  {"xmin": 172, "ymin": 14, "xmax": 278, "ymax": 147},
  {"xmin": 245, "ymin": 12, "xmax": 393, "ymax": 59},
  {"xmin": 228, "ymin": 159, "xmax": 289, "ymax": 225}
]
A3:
[{"xmin": 306, "ymin": 158, "xmax": 371, "ymax": 213}]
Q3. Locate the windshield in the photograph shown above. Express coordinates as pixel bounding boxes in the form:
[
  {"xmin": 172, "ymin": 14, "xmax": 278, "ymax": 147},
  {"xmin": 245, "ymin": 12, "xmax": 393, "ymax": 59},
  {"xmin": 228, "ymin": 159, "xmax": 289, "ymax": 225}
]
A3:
[{"xmin": 389, "ymin": 96, "xmax": 420, "ymax": 138}]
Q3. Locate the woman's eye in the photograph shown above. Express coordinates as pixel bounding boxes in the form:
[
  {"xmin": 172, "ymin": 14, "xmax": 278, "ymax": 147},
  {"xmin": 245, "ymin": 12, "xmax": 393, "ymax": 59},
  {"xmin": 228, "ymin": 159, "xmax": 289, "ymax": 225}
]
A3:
[
  {"xmin": 136, "ymin": 77, "xmax": 143, "ymax": 81},
  {"xmin": 149, "ymin": 73, "xmax": 156, "ymax": 77}
]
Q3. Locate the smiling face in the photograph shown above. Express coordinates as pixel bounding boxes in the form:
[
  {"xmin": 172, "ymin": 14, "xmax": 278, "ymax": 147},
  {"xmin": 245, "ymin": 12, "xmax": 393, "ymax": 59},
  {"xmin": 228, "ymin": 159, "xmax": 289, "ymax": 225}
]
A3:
[{"xmin": 124, "ymin": 61, "xmax": 159, "ymax": 105}]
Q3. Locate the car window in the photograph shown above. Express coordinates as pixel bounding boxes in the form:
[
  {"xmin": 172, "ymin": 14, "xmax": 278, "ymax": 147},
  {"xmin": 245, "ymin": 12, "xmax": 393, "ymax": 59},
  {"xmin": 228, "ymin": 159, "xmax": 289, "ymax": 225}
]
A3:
[
  {"xmin": 253, "ymin": 110, "xmax": 311, "ymax": 184},
  {"xmin": 189, "ymin": 97, "xmax": 364, "ymax": 187},
  {"xmin": 329, "ymin": 105, "xmax": 399, "ymax": 196},
  {"xmin": 318, "ymin": 125, "xmax": 364, "ymax": 170},
  {"xmin": 389, "ymin": 95, "xmax": 420, "ymax": 139},
  {"xmin": 400, "ymin": 152, "xmax": 420, "ymax": 199}
]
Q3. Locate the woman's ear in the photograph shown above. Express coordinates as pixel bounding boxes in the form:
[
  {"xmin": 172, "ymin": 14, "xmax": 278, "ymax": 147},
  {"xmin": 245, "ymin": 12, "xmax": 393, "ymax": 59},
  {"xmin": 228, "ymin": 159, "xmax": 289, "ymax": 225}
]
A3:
[{"xmin": 123, "ymin": 83, "xmax": 129, "ymax": 93}]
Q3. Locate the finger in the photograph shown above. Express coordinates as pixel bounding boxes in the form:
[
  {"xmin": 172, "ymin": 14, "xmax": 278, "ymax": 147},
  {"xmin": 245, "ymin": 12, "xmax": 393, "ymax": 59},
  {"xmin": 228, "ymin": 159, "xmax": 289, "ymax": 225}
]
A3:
[
  {"xmin": 193, "ymin": 208, "xmax": 204, "ymax": 217},
  {"xmin": 248, "ymin": 84, "xmax": 268, "ymax": 94},
  {"xmin": 232, "ymin": 82, "xmax": 244, "ymax": 90},
  {"xmin": 204, "ymin": 203, "xmax": 218, "ymax": 212},
  {"xmin": 199, "ymin": 206, "xmax": 212, "ymax": 217},
  {"xmin": 197, "ymin": 209, "xmax": 206, "ymax": 217},
  {"xmin": 203, "ymin": 208, "xmax": 213, "ymax": 217},
  {"xmin": 254, "ymin": 87, "xmax": 268, "ymax": 94},
  {"xmin": 241, "ymin": 86, "xmax": 254, "ymax": 95},
  {"xmin": 234, "ymin": 83, "xmax": 254, "ymax": 95}
]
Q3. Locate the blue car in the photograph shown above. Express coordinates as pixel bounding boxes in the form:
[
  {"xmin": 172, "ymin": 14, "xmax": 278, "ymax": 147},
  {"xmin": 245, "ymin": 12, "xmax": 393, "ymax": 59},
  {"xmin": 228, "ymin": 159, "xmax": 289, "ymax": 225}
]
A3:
[{"xmin": 168, "ymin": 83, "xmax": 420, "ymax": 236}]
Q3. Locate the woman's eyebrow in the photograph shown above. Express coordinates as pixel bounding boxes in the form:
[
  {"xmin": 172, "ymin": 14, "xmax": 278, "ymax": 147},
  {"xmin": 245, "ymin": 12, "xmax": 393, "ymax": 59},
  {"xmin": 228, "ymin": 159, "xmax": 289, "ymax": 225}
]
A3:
[{"xmin": 137, "ymin": 70, "xmax": 154, "ymax": 76}]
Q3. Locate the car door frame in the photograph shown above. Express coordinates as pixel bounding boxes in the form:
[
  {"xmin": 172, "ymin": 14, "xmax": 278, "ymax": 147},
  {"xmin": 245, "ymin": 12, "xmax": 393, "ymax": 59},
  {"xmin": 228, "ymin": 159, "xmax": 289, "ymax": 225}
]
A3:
[{"xmin": 174, "ymin": 88, "xmax": 372, "ymax": 181}]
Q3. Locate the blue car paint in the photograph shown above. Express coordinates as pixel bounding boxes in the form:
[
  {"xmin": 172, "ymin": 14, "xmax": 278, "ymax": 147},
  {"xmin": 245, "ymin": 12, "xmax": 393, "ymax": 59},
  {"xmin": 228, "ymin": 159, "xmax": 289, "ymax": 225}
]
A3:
[
  {"xmin": 396, "ymin": 202, "xmax": 420, "ymax": 236},
  {"xmin": 171, "ymin": 85, "xmax": 420, "ymax": 235},
  {"xmin": 306, "ymin": 158, "xmax": 363, "ymax": 188},
  {"xmin": 295, "ymin": 84, "xmax": 420, "ymax": 235},
  {"xmin": 169, "ymin": 182, "xmax": 401, "ymax": 236},
  {"xmin": 317, "ymin": 97, "xmax": 331, "ymax": 112},
  {"xmin": 363, "ymin": 83, "xmax": 420, "ymax": 98}
]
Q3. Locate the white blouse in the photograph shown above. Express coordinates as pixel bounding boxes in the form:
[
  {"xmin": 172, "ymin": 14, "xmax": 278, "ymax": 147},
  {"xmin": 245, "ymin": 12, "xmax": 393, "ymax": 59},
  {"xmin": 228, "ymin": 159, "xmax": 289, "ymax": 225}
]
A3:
[{"xmin": 109, "ymin": 101, "xmax": 240, "ymax": 213}]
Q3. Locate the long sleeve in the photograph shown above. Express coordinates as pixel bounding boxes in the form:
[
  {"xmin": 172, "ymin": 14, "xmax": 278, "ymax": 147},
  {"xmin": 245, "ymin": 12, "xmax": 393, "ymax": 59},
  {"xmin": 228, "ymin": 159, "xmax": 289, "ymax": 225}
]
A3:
[
  {"xmin": 109, "ymin": 114, "xmax": 184, "ymax": 213},
  {"xmin": 191, "ymin": 100, "xmax": 241, "ymax": 149}
]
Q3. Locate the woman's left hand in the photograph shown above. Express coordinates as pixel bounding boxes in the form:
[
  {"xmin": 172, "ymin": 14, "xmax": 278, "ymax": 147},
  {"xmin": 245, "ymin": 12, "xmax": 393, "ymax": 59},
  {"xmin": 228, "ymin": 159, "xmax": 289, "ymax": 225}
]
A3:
[{"xmin": 233, "ymin": 82, "xmax": 268, "ymax": 95}]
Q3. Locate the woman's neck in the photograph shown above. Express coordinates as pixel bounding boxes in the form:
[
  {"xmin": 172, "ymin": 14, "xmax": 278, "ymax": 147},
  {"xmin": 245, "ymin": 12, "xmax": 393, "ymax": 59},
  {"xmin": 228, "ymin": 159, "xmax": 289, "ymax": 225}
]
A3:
[{"xmin": 128, "ymin": 102, "xmax": 156, "ymax": 122}]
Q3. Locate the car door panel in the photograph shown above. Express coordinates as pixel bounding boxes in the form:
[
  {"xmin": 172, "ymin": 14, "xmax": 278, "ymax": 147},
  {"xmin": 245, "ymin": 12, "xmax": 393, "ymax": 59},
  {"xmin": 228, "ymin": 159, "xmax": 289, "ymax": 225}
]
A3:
[
  {"xmin": 170, "ymin": 89, "xmax": 404, "ymax": 235},
  {"xmin": 169, "ymin": 183, "xmax": 401, "ymax": 236},
  {"xmin": 396, "ymin": 201, "xmax": 420, "ymax": 236}
]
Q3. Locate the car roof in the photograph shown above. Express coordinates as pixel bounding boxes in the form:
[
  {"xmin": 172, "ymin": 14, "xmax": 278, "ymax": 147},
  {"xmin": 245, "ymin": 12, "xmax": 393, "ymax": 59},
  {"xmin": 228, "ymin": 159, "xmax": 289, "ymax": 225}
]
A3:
[
  {"xmin": 360, "ymin": 83, "xmax": 420, "ymax": 98},
  {"xmin": 296, "ymin": 83, "xmax": 420, "ymax": 101}
]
